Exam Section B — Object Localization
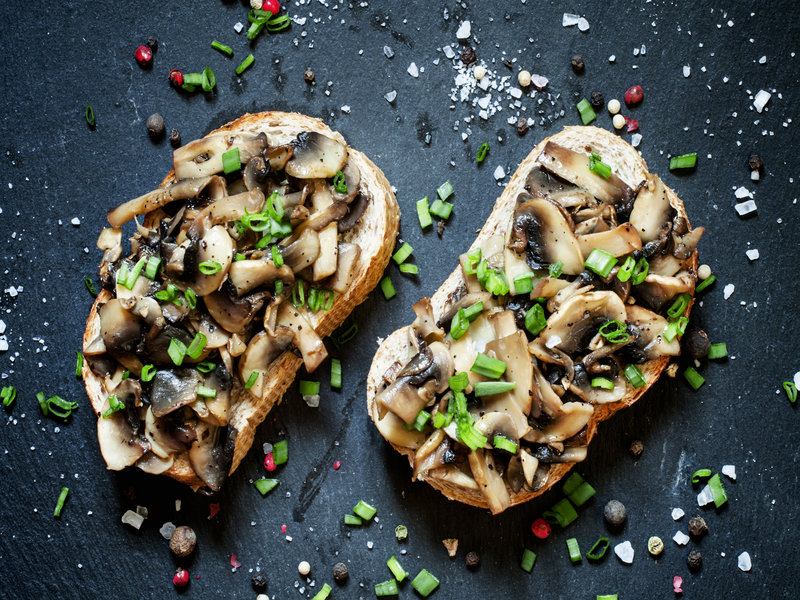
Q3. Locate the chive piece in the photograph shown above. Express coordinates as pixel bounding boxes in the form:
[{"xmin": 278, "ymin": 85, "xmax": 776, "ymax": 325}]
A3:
[
  {"xmin": 201, "ymin": 66, "xmax": 216, "ymax": 92},
  {"xmin": 198, "ymin": 261, "xmax": 223, "ymax": 275},
  {"xmin": 543, "ymin": 498, "xmax": 578, "ymax": 527},
  {"xmin": 562, "ymin": 472, "xmax": 596, "ymax": 507},
  {"xmin": 591, "ymin": 377, "xmax": 614, "ymax": 390},
  {"xmin": 417, "ymin": 197, "xmax": 433, "ymax": 229},
  {"xmin": 513, "ymin": 273, "xmax": 534, "ymax": 295},
  {"xmin": 432, "ymin": 411, "xmax": 450, "ymax": 429},
  {"xmin": 588, "ymin": 152, "xmax": 612, "ymax": 179},
  {"xmin": 399, "ymin": 263, "xmax": 419, "ymax": 275},
  {"xmin": 584, "ymin": 248, "xmax": 618, "ymax": 278},
  {"xmin": 310, "ymin": 583, "xmax": 332, "ymax": 600},
  {"xmin": 344, "ymin": 514, "xmax": 363, "ymax": 526},
  {"xmin": 196, "ymin": 385, "xmax": 217, "ymax": 399},
  {"xmin": 617, "ymin": 255, "xmax": 635, "ymax": 282},
  {"xmin": 695, "ymin": 274, "xmax": 716, "ymax": 293},
  {"xmin": 330, "ymin": 322, "xmax": 359, "ymax": 348},
  {"xmin": 234, "ymin": 253, "xmax": 246, "ymax": 262},
  {"xmin": 242, "ymin": 208, "xmax": 271, "ymax": 232},
  {"xmin": 406, "ymin": 410, "xmax": 430, "ymax": 432},
  {"xmin": 186, "ymin": 333, "xmax": 207, "ymax": 360},
  {"xmin": 662, "ymin": 320, "xmax": 681, "ymax": 343},
  {"xmin": 1, "ymin": 385, "xmax": 17, "ymax": 407},
  {"xmin": 520, "ymin": 548, "xmax": 537, "ymax": 573},
  {"xmin": 566, "ymin": 537, "xmax": 582, "ymax": 563},
  {"xmin": 53, "ymin": 487, "xmax": 70, "ymax": 517},
  {"xmin": 456, "ymin": 421, "xmax": 488, "ymax": 451},
  {"xmin": 374, "ymin": 580, "xmax": 399, "ymax": 597},
  {"xmin": 708, "ymin": 342, "xmax": 727, "ymax": 359},
  {"xmin": 524, "ymin": 303, "xmax": 547, "ymax": 336},
  {"xmin": 84, "ymin": 277, "xmax": 97, "ymax": 297},
  {"xmin": 292, "ymin": 280, "xmax": 306, "ymax": 307},
  {"xmin": 102, "ymin": 394, "xmax": 125, "ymax": 418},
  {"xmin": 586, "ymin": 537, "xmax": 610, "ymax": 560},
  {"xmin": 676, "ymin": 316, "xmax": 689, "ymax": 336},
  {"xmin": 299, "ymin": 380, "xmax": 320, "ymax": 396},
  {"xmin": 436, "ymin": 181, "xmax": 454, "ymax": 201},
  {"xmin": 395, "ymin": 525, "xmax": 408, "ymax": 541},
  {"xmin": 123, "ymin": 256, "xmax": 146, "ymax": 289},
  {"xmin": 576, "ymin": 98, "xmax": 596, "ymax": 125},
  {"xmin": 308, "ymin": 288, "xmax": 322, "ymax": 312},
  {"xmin": 272, "ymin": 440, "xmax": 288, "ymax": 465},
  {"xmin": 120, "ymin": 370, "xmax": 130, "ymax": 381},
  {"xmin": 267, "ymin": 14, "xmax": 291, "ymax": 32},
  {"xmin": 462, "ymin": 302, "xmax": 484, "ymax": 322},
  {"xmin": 599, "ymin": 319, "xmax": 630, "ymax": 344},
  {"xmin": 210, "ymin": 40, "xmax": 233, "ymax": 56},
  {"xmin": 246, "ymin": 20, "xmax": 266, "ymax": 40},
  {"xmin": 429, "ymin": 199, "xmax": 453, "ymax": 220},
  {"xmin": 471, "ymin": 353, "xmax": 507, "ymax": 379},
  {"xmin": 144, "ymin": 256, "xmax": 161, "ymax": 279},
  {"xmin": 222, "ymin": 147, "xmax": 241, "ymax": 174},
  {"xmin": 330, "ymin": 358, "xmax": 342, "ymax": 389},
  {"xmin": 74, "ymin": 351, "xmax": 84, "ymax": 378},
  {"xmin": 43, "ymin": 395, "xmax": 79, "ymax": 419},
  {"xmin": 476, "ymin": 142, "xmax": 489, "ymax": 163},
  {"xmin": 630, "ymin": 256, "xmax": 650, "ymax": 285},
  {"xmin": 450, "ymin": 308, "xmax": 469, "ymax": 340},
  {"xmin": 483, "ymin": 270, "xmax": 510, "ymax": 296},
  {"xmin": 140, "ymin": 364, "xmax": 156, "ymax": 382},
  {"xmin": 353, "ymin": 500, "xmax": 377, "ymax": 521},
  {"xmin": 332, "ymin": 170, "xmax": 347, "ymax": 194},
  {"xmin": 387, "ymin": 556, "xmax": 408, "ymax": 582},
  {"xmin": 254, "ymin": 478, "xmax": 279, "ymax": 496},
  {"xmin": 783, "ymin": 381, "xmax": 798, "ymax": 403},
  {"xmin": 691, "ymin": 468, "xmax": 712, "ymax": 484},
  {"xmin": 36, "ymin": 392, "xmax": 49, "ymax": 416},
  {"xmin": 623, "ymin": 364, "xmax": 646, "ymax": 388},
  {"xmin": 548, "ymin": 260, "xmax": 564, "ymax": 278},
  {"xmin": 392, "ymin": 242, "xmax": 414, "ymax": 264},
  {"xmin": 380, "ymin": 276, "xmax": 396, "ymax": 300},
  {"xmin": 669, "ymin": 153, "xmax": 697, "ymax": 170},
  {"xmin": 683, "ymin": 367, "xmax": 705, "ymax": 390},
  {"xmin": 196, "ymin": 361, "xmax": 216, "ymax": 374},
  {"xmin": 184, "ymin": 287, "xmax": 197, "ymax": 310},
  {"xmin": 85, "ymin": 105, "xmax": 95, "ymax": 127},
  {"xmin": 597, "ymin": 596, "xmax": 618, "ymax": 600},
  {"xmin": 168, "ymin": 338, "xmax": 187, "ymax": 366},
  {"xmin": 474, "ymin": 381, "xmax": 517, "ymax": 397},
  {"xmin": 492, "ymin": 435, "xmax": 518, "ymax": 454},
  {"xmin": 449, "ymin": 372, "xmax": 470, "ymax": 393},
  {"xmin": 463, "ymin": 248, "xmax": 482, "ymax": 274},
  {"xmin": 411, "ymin": 569, "xmax": 439, "ymax": 597},
  {"xmin": 666, "ymin": 293, "xmax": 692, "ymax": 319},
  {"xmin": 708, "ymin": 473, "xmax": 728, "ymax": 507}
]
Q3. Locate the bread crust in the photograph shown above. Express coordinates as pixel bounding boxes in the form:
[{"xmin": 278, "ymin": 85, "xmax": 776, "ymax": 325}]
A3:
[
  {"xmin": 84, "ymin": 112, "xmax": 399, "ymax": 489},
  {"xmin": 366, "ymin": 126, "xmax": 697, "ymax": 511}
]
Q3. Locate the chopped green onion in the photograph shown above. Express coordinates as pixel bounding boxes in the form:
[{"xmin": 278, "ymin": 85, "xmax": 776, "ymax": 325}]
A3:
[
  {"xmin": 144, "ymin": 256, "xmax": 161, "ymax": 279},
  {"xmin": 586, "ymin": 537, "xmax": 610, "ymax": 560},
  {"xmin": 272, "ymin": 440, "xmax": 288, "ymax": 465},
  {"xmin": 74, "ymin": 351, "xmax": 84, "ymax": 377},
  {"xmin": 662, "ymin": 320, "xmax": 681, "ymax": 343},
  {"xmin": 597, "ymin": 596, "xmax": 618, "ymax": 600},
  {"xmin": 186, "ymin": 333, "xmax": 207, "ymax": 359},
  {"xmin": 695, "ymin": 274, "xmax": 716, "ymax": 293},
  {"xmin": 584, "ymin": 248, "xmax": 618, "ymax": 278},
  {"xmin": 462, "ymin": 302, "xmax": 484, "ymax": 322},
  {"xmin": 683, "ymin": 366, "xmax": 705, "ymax": 390},
  {"xmin": 599, "ymin": 319, "xmax": 630, "ymax": 344},
  {"xmin": 456, "ymin": 421, "xmax": 488, "ymax": 451},
  {"xmin": 562, "ymin": 472, "xmax": 596, "ymax": 507},
  {"xmin": 182, "ymin": 72, "xmax": 203, "ymax": 90},
  {"xmin": 344, "ymin": 514, "xmax": 363, "ymax": 526},
  {"xmin": 667, "ymin": 293, "xmax": 692, "ymax": 319},
  {"xmin": 429, "ymin": 199, "xmax": 453, "ymax": 219},
  {"xmin": 524, "ymin": 303, "xmax": 547, "ymax": 336},
  {"xmin": 154, "ymin": 283, "xmax": 181, "ymax": 303},
  {"xmin": 437, "ymin": 181, "xmax": 454, "ymax": 201},
  {"xmin": 483, "ymin": 270, "xmax": 510, "ymax": 296},
  {"xmin": 102, "ymin": 394, "xmax": 125, "ymax": 418},
  {"xmin": 513, "ymin": 273, "xmax": 534, "ymax": 295},
  {"xmin": 630, "ymin": 256, "xmax": 650, "ymax": 285},
  {"xmin": 85, "ymin": 105, "xmax": 95, "ymax": 127},
  {"xmin": 374, "ymin": 580, "xmax": 398, "ymax": 597},
  {"xmin": 691, "ymin": 468, "xmax": 712, "ymax": 484},
  {"xmin": 184, "ymin": 287, "xmax": 197, "ymax": 310},
  {"xmin": 475, "ymin": 381, "xmax": 517, "ymax": 397},
  {"xmin": 333, "ymin": 170, "xmax": 347, "ymax": 194},
  {"xmin": 591, "ymin": 377, "xmax": 614, "ymax": 390},
  {"xmin": 330, "ymin": 358, "xmax": 342, "ymax": 389},
  {"xmin": 196, "ymin": 385, "xmax": 217, "ymax": 399},
  {"xmin": 566, "ymin": 537, "xmax": 581, "ymax": 563},
  {"xmin": 210, "ymin": 40, "xmax": 233, "ymax": 56},
  {"xmin": 1, "ymin": 385, "xmax": 17, "ymax": 407},
  {"xmin": 416, "ymin": 197, "xmax": 432, "ymax": 229},
  {"xmin": 246, "ymin": 20, "xmax": 266, "ymax": 40},
  {"xmin": 168, "ymin": 338, "xmax": 187, "ymax": 366},
  {"xmin": 380, "ymin": 276, "xmax": 396, "ymax": 300},
  {"xmin": 708, "ymin": 473, "xmax": 727, "ymax": 507},
  {"xmin": 623, "ymin": 364, "xmax": 646, "ymax": 388},
  {"xmin": 411, "ymin": 569, "xmax": 439, "ymax": 597},
  {"xmin": 449, "ymin": 372, "xmax": 470, "ymax": 393},
  {"xmin": 267, "ymin": 14, "xmax": 291, "ymax": 32},
  {"xmin": 463, "ymin": 248, "xmax": 482, "ymax": 275},
  {"xmin": 84, "ymin": 277, "xmax": 97, "ymax": 297},
  {"xmin": 196, "ymin": 361, "xmax": 216, "ymax": 374},
  {"xmin": 299, "ymin": 380, "xmax": 320, "ymax": 396},
  {"xmin": 471, "ymin": 353, "xmax": 507, "ymax": 379},
  {"xmin": 676, "ymin": 316, "xmax": 689, "ymax": 336},
  {"xmin": 254, "ymin": 478, "xmax": 279, "ymax": 496},
  {"xmin": 399, "ymin": 263, "xmax": 418, "ymax": 275},
  {"xmin": 353, "ymin": 500, "xmax": 377, "ymax": 521},
  {"xmin": 248, "ymin": 8, "xmax": 272, "ymax": 22},
  {"xmin": 54, "ymin": 487, "xmax": 70, "ymax": 517},
  {"xmin": 548, "ymin": 261, "xmax": 564, "ymax": 278},
  {"xmin": 543, "ymin": 497, "xmax": 578, "ymax": 527},
  {"xmin": 330, "ymin": 322, "xmax": 359, "ymax": 348},
  {"xmin": 387, "ymin": 556, "xmax": 408, "ymax": 582},
  {"xmin": 236, "ymin": 53, "xmax": 256, "ymax": 75},
  {"xmin": 492, "ymin": 435, "xmax": 518, "ymax": 454},
  {"xmin": 125, "ymin": 257, "xmax": 147, "ymax": 289},
  {"xmin": 476, "ymin": 142, "xmax": 489, "ymax": 163},
  {"xmin": 708, "ymin": 342, "xmax": 727, "ymax": 359},
  {"xmin": 588, "ymin": 152, "xmax": 612, "ymax": 179},
  {"xmin": 617, "ymin": 256, "xmax": 635, "ymax": 282},
  {"xmin": 395, "ymin": 525, "xmax": 408, "ymax": 540},
  {"xmin": 292, "ymin": 280, "xmax": 306, "ymax": 307},
  {"xmin": 244, "ymin": 371, "xmax": 259, "ymax": 389},
  {"xmin": 311, "ymin": 583, "xmax": 332, "ymax": 600},
  {"xmin": 38, "ymin": 394, "xmax": 79, "ymax": 420},
  {"xmin": 783, "ymin": 381, "xmax": 798, "ymax": 403},
  {"xmin": 432, "ymin": 411, "xmax": 451, "ymax": 429},
  {"xmin": 120, "ymin": 370, "xmax": 130, "ymax": 381},
  {"xmin": 140, "ymin": 364, "xmax": 156, "ymax": 382},
  {"xmin": 450, "ymin": 308, "xmax": 469, "ymax": 340},
  {"xmin": 221, "ymin": 147, "xmax": 241, "ymax": 174},
  {"xmin": 406, "ymin": 410, "xmax": 430, "ymax": 432},
  {"xmin": 392, "ymin": 242, "xmax": 414, "ymax": 264},
  {"xmin": 201, "ymin": 67, "xmax": 216, "ymax": 92},
  {"xmin": 669, "ymin": 153, "xmax": 697, "ymax": 170},
  {"xmin": 198, "ymin": 261, "xmax": 222, "ymax": 275},
  {"xmin": 576, "ymin": 98, "xmax": 597, "ymax": 125},
  {"xmin": 116, "ymin": 262, "xmax": 129, "ymax": 286},
  {"xmin": 265, "ymin": 192, "xmax": 284, "ymax": 220},
  {"xmin": 520, "ymin": 548, "xmax": 537, "ymax": 573}
]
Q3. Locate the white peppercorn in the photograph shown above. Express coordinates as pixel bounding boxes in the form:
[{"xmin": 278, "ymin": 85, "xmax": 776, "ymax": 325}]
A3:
[
  {"xmin": 608, "ymin": 99, "xmax": 621, "ymax": 114},
  {"xmin": 473, "ymin": 65, "xmax": 486, "ymax": 80},
  {"xmin": 612, "ymin": 114, "xmax": 626, "ymax": 130},
  {"xmin": 517, "ymin": 70, "xmax": 532, "ymax": 87}
]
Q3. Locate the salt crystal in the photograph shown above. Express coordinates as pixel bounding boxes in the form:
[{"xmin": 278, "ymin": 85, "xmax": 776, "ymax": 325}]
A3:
[
  {"xmin": 750, "ymin": 170, "xmax": 760, "ymax": 181},
  {"xmin": 493, "ymin": 165, "xmax": 506, "ymax": 180},
  {"xmin": 735, "ymin": 200, "xmax": 757, "ymax": 216},
  {"xmin": 722, "ymin": 465, "xmax": 737, "ymax": 480},
  {"xmin": 735, "ymin": 186, "xmax": 752, "ymax": 198},
  {"xmin": 697, "ymin": 484, "xmax": 715, "ymax": 506},
  {"xmin": 608, "ymin": 55, "xmax": 616, "ymax": 63},
  {"xmin": 341, "ymin": 105, "xmax": 351, "ymax": 114},
  {"xmin": 5, "ymin": 287, "xmax": 18, "ymax": 298},
  {"xmin": 722, "ymin": 283, "xmax": 735, "ymax": 300},
  {"xmin": 383, "ymin": 45, "xmax": 394, "ymax": 59},
  {"xmin": 631, "ymin": 133, "xmax": 642, "ymax": 147},
  {"xmin": 136, "ymin": 505, "xmax": 149, "ymax": 518},
  {"xmin": 384, "ymin": 90, "xmax": 397, "ymax": 103},
  {"xmin": 671, "ymin": 508, "xmax": 685, "ymax": 521},
  {"xmin": 175, "ymin": 499, "xmax": 181, "ymax": 511},
  {"xmin": 234, "ymin": 22, "xmax": 244, "ymax": 34},
  {"xmin": 71, "ymin": 217, "xmax": 81, "ymax": 226},
  {"xmin": 508, "ymin": 87, "xmax": 523, "ymax": 99},
  {"xmin": 577, "ymin": 17, "xmax": 590, "ymax": 32},
  {"xmin": 530, "ymin": 74, "xmax": 548, "ymax": 89},
  {"xmin": 121, "ymin": 510, "xmax": 145, "ymax": 530},
  {"xmin": 478, "ymin": 96, "xmax": 491, "ymax": 109},
  {"xmin": 758, "ymin": 56, "xmax": 767, "ymax": 64},
  {"xmin": 614, "ymin": 541, "xmax": 634, "ymax": 564},
  {"xmin": 263, "ymin": 442, "xmax": 273, "ymax": 454},
  {"xmin": 745, "ymin": 249, "xmax": 760, "ymax": 261},
  {"xmin": 367, "ymin": 541, "xmax": 374, "ymax": 550},
  {"xmin": 443, "ymin": 46, "xmax": 455, "ymax": 59},
  {"xmin": 0, "ymin": 320, "xmax": 5, "ymax": 334},
  {"xmin": 753, "ymin": 89, "xmax": 771, "ymax": 113},
  {"xmin": 640, "ymin": 44, "xmax": 646, "ymax": 55},
  {"xmin": 683, "ymin": 65, "xmax": 691, "ymax": 78},
  {"xmin": 0, "ymin": 338, "xmax": 8, "ymax": 352},
  {"xmin": 407, "ymin": 62, "xmax": 419, "ymax": 78},
  {"xmin": 456, "ymin": 21, "xmax": 471, "ymax": 40},
  {"xmin": 562, "ymin": 13, "xmax": 580, "ymax": 27},
  {"xmin": 794, "ymin": 371, "xmax": 800, "ymax": 389},
  {"xmin": 738, "ymin": 552, "xmax": 752, "ymax": 571},
  {"xmin": 633, "ymin": 48, "xmax": 639, "ymax": 57},
  {"xmin": 673, "ymin": 531, "xmax": 690, "ymax": 545},
  {"xmin": 159, "ymin": 522, "xmax": 176, "ymax": 540},
  {"xmin": 303, "ymin": 394, "xmax": 320, "ymax": 408}
]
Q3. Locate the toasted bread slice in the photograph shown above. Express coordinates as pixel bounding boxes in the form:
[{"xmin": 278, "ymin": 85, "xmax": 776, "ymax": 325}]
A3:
[
  {"xmin": 367, "ymin": 126, "xmax": 700, "ymax": 513},
  {"xmin": 84, "ymin": 112, "xmax": 399, "ymax": 490}
]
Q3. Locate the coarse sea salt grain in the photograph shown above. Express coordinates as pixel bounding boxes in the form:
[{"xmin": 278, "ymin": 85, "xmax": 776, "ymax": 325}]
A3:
[
  {"xmin": 697, "ymin": 485, "xmax": 715, "ymax": 507},
  {"xmin": 614, "ymin": 541, "xmax": 634, "ymax": 564},
  {"xmin": 746, "ymin": 249, "xmax": 760, "ymax": 261},
  {"xmin": 562, "ymin": 13, "xmax": 580, "ymax": 27},
  {"xmin": 384, "ymin": 90, "xmax": 397, "ymax": 103},
  {"xmin": 443, "ymin": 46, "xmax": 455, "ymax": 60},
  {"xmin": 493, "ymin": 165, "xmax": 506, "ymax": 180},
  {"xmin": 683, "ymin": 65, "xmax": 691, "ymax": 77},
  {"xmin": 456, "ymin": 21, "xmax": 471, "ymax": 40},
  {"xmin": 735, "ymin": 200, "xmax": 757, "ymax": 216},
  {"xmin": 159, "ymin": 522, "xmax": 176, "ymax": 540},
  {"xmin": 407, "ymin": 62, "xmax": 419, "ymax": 78},
  {"xmin": 121, "ymin": 510, "xmax": 145, "ymax": 530},
  {"xmin": 738, "ymin": 551, "xmax": 752, "ymax": 571},
  {"xmin": 631, "ymin": 133, "xmax": 642, "ymax": 147},
  {"xmin": 577, "ymin": 17, "xmax": 590, "ymax": 31},
  {"xmin": 672, "ymin": 508, "xmax": 685, "ymax": 521},
  {"xmin": 0, "ymin": 320, "xmax": 5, "ymax": 334},
  {"xmin": 722, "ymin": 465, "xmax": 737, "ymax": 480},
  {"xmin": 735, "ymin": 186, "xmax": 752, "ymax": 199},
  {"xmin": 723, "ymin": 284, "xmax": 735, "ymax": 299},
  {"xmin": 383, "ymin": 45, "xmax": 394, "ymax": 59},
  {"xmin": 673, "ymin": 531, "xmax": 690, "ymax": 546},
  {"xmin": 234, "ymin": 22, "xmax": 244, "ymax": 34},
  {"xmin": 753, "ymin": 90, "xmax": 771, "ymax": 113}
]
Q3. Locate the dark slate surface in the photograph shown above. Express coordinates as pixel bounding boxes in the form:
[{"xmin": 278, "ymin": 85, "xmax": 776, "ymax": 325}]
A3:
[{"xmin": 1, "ymin": 1, "xmax": 799, "ymax": 598}]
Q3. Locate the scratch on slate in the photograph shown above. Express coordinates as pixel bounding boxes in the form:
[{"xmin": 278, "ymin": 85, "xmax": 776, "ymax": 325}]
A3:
[{"xmin": 672, "ymin": 450, "xmax": 686, "ymax": 494}]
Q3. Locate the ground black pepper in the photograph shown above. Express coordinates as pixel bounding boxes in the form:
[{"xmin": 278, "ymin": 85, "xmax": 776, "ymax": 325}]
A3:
[
  {"xmin": 748, "ymin": 153, "xmax": 763, "ymax": 171},
  {"xmin": 146, "ymin": 113, "xmax": 165, "ymax": 141},
  {"xmin": 687, "ymin": 550, "xmax": 702, "ymax": 572},
  {"xmin": 460, "ymin": 46, "xmax": 476, "ymax": 65},
  {"xmin": 604, "ymin": 500, "xmax": 627, "ymax": 527},
  {"xmin": 571, "ymin": 54, "xmax": 585, "ymax": 72},
  {"xmin": 688, "ymin": 516, "xmax": 708, "ymax": 538},
  {"xmin": 251, "ymin": 573, "xmax": 268, "ymax": 592},
  {"xmin": 169, "ymin": 128, "xmax": 182, "ymax": 148},
  {"xmin": 590, "ymin": 91, "xmax": 605, "ymax": 110},
  {"xmin": 465, "ymin": 551, "xmax": 480, "ymax": 570},
  {"xmin": 517, "ymin": 118, "xmax": 529, "ymax": 136},
  {"xmin": 332, "ymin": 562, "xmax": 349, "ymax": 583},
  {"xmin": 304, "ymin": 69, "xmax": 315, "ymax": 83},
  {"xmin": 629, "ymin": 440, "xmax": 644, "ymax": 459}
]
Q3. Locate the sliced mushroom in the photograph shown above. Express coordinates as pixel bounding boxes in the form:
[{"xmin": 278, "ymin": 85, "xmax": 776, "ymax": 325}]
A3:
[
  {"xmin": 546, "ymin": 278, "xmax": 594, "ymax": 313},
  {"xmin": 150, "ymin": 369, "xmax": 204, "ymax": 417},
  {"xmin": 373, "ymin": 408, "xmax": 428, "ymax": 450},
  {"xmin": 530, "ymin": 277, "xmax": 571, "ymax": 299},
  {"xmin": 238, "ymin": 328, "xmax": 294, "ymax": 397},
  {"xmin": 280, "ymin": 228, "xmax": 321, "ymax": 271},
  {"xmin": 191, "ymin": 225, "xmax": 234, "ymax": 296},
  {"xmin": 188, "ymin": 190, "xmax": 265, "ymax": 239},
  {"xmin": 193, "ymin": 314, "xmax": 230, "ymax": 349},
  {"xmin": 173, "ymin": 132, "xmax": 268, "ymax": 179},
  {"xmin": 519, "ymin": 449, "xmax": 539, "ymax": 487},
  {"xmin": 671, "ymin": 226, "xmax": 705, "ymax": 260},
  {"xmin": 412, "ymin": 297, "xmax": 446, "ymax": 346},
  {"xmin": 338, "ymin": 192, "xmax": 369, "ymax": 232},
  {"xmin": 310, "ymin": 180, "xmax": 339, "ymax": 281},
  {"xmin": 142, "ymin": 322, "xmax": 193, "ymax": 365},
  {"xmin": 243, "ymin": 156, "xmax": 270, "ymax": 192},
  {"xmin": 524, "ymin": 402, "xmax": 593, "ymax": 444},
  {"xmin": 437, "ymin": 292, "xmax": 491, "ymax": 332},
  {"xmin": 525, "ymin": 167, "xmax": 597, "ymax": 209},
  {"xmin": 204, "ymin": 289, "xmax": 267, "ymax": 334},
  {"xmin": 629, "ymin": 174, "xmax": 676, "ymax": 242},
  {"xmin": 327, "ymin": 242, "xmax": 361, "ymax": 294},
  {"xmin": 468, "ymin": 449, "xmax": 511, "ymax": 515},
  {"xmin": 485, "ymin": 331, "xmax": 532, "ymax": 415},
  {"xmin": 228, "ymin": 259, "xmax": 295, "ymax": 296},
  {"xmin": 107, "ymin": 176, "xmax": 222, "ymax": 227},
  {"xmin": 412, "ymin": 429, "xmax": 447, "ymax": 480},
  {"xmin": 188, "ymin": 423, "xmax": 237, "ymax": 492},
  {"xmin": 201, "ymin": 365, "xmax": 232, "ymax": 426},
  {"xmin": 135, "ymin": 452, "xmax": 174, "ymax": 474},
  {"xmin": 285, "ymin": 132, "xmax": 347, "ymax": 179},
  {"xmin": 145, "ymin": 407, "xmax": 187, "ymax": 458},
  {"xmin": 276, "ymin": 302, "xmax": 328, "ymax": 372},
  {"xmin": 96, "ymin": 409, "xmax": 148, "ymax": 470},
  {"xmin": 533, "ymin": 364, "xmax": 564, "ymax": 417},
  {"xmin": 577, "ymin": 223, "xmax": 642, "ymax": 257},
  {"xmin": 97, "ymin": 228, "xmax": 122, "ymax": 273},
  {"xmin": 624, "ymin": 304, "xmax": 681, "ymax": 360},
  {"xmin": 475, "ymin": 411, "xmax": 519, "ymax": 448},
  {"xmin": 540, "ymin": 291, "xmax": 628, "ymax": 355},
  {"xmin": 536, "ymin": 142, "xmax": 636, "ymax": 205},
  {"xmin": 634, "ymin": 271, "xmax": 694, "ymax": 311},
  {"xmin": 98, "ymin": 299, "xmax": 142, "ymax": 353}
]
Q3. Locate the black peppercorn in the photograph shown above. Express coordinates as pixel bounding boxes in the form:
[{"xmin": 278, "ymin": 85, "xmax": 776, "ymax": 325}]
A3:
[
  {"xmin": 571, "ymin": 54, "xmax": 585, "ymax": 72},
  {"xmin": 590, "ymin": 91, "xmax": 605, "ymax": 110},
  {"xmin": 683, "ymin": 328, "xmax": 711, "ymax": 359},
  {"xmin": 517, "ymin": 118, "xmax": 529, "ymax": 136},
  {"xmin": 629, "ymin": 440, "xmax": 644, "ymax": 459},
  {"xmin": 332, "ymin": 562, "xmax": 349, "ymax": 583},
  {"xmin": 460, "ymin": 45, "xmax": 476, "ymax": 65},
  {"xmin": 604, "ymin": 500, "xmax": 627, "ymax": 527},
  {"xmin": 688, "ymin": 515, "xmax": 708, "ymax": 538},
  {"xmin": 146, "ymin": 36, "xmax": 158, "ymax": 53},
  {"xmin": 146, "ymin": 113, "xmax": 165, "ymax": 141},
  {"xmin": 748, "ymin": 153, "xmax": 763, "ymax": 171},
  {"xmin": 304, "ymin": 69, "xmax": 315, "ymax": 83},
  {"xmin": 251, "ymin": 574, "xmax": 268, "ymax": 592},
  {"xmin": 687, "ymin": 550, "xmax": 702, "ymax": 572},
  {"xmin": 465, "ymin": 551, "xmax": 480, "ymax": 570},
  {"xmin": 169, "ymin": 128, "xmax": 181, "ymax": 148}
]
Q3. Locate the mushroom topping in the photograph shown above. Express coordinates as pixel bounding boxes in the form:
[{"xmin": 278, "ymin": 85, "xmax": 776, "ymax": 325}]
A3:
[
  {"xmin": 188, "ymin": 423, "xmax": 237, "ymax": 492},
  {"xmin": 201, "ymin": 365, "xmax": 232, "ymax": 426},
  {"xmin": 191, "ymin": 225, "xmax": 234, "ymax": 296},
  {"xmin": 173, "ymin": 132, "xmax": 268, "ymax": 179},
  {"xmin": 135, "ymin": 452, "xmax": 175, "ymax": 475},
  {"xmin": 238, "ymin": 328, "xmax": 295, "ymax": 397},
  {"xmin": 276, "ymin": 302, "xmax": 328, "ymax": 372},
  {"xmin": 107, "ymin": 176, "xmax": 221, "ymax": 227},
  {"xmin": 468, "ymin": 449, "xmax": 511, "ymax": 515},
  {"xmin": 285, "ymin": 132, "xmax": 347, "ymax": 179},
  {"xmin": 525, "ymin": 167, "xmax": 596, "ymax": 209},
  {"xmin": 97, "ymin": 227, "xmax": 122, "ymax": 266},
  {"xmin": 474, "ymin": 411, "xmax": 519, "ymax": 448},
  {"xmin": 204, "ymin": 289, "xmax": 267, "ymax": 334},
  {"xmin": 331, "ymin": 160, "xmax": 361, "ymax": 204},
  {"xmin": 338, "ymin": 192, "xmax": 369, "ymax": 232},
  {"xmin": 484, "ymin": 331, "xmax": 532, "ymax": 415},
  {"xmin": 280, "ymin": 228, "xmax": 321, "ymax": 271},
  {"xmin": 327, "ymin": 242, "xmax": 361, "ymax": 294},
  {"xmin": 373, "ymin": 409, "xmax": 428, "ymax": 450},
  {"xmin": 99, "ymin": 299, "xmax": 142, "ymax": 353},
  {"xmin": 96, "ymin": 407, "xmax": 149, "ymax": 470},
  {"xmin": 540, "ymin": 291, "xmax": 628, "ymax": 355},
  {"xmin": 634, "ymin": 271, "xmax": 694, "ymax": 311},
  {"xmin": 228, "ymin": 259, "xmax": 295, "ymax": 296},
  {"xmin": 310, "ymin": 180, "xmax": 339, "ymax": 281},
  {"xmin": 624, "ymin": 305, "xmax": 681, "ymax": 360},
  {"xmin": 629, "ymin": 174, "xmax": 676, "ymax": 242},
  {"xmin": 577, "ymin": 223, "xmax": 642, "ymax": 257},
  {"xmin": 412, "ymin": 298, "xmax": 445, "ymax": 346},
  {"xmin": 150, "ymin": 368, "xmax": 203, "ymax": 418},
  {"xmin": 412, "ymin": 429, "xmax": 448, "ymax": 480},
  {"xmin": 243, "ymin": 156, "xmax": 270, "ymax": 192}
]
